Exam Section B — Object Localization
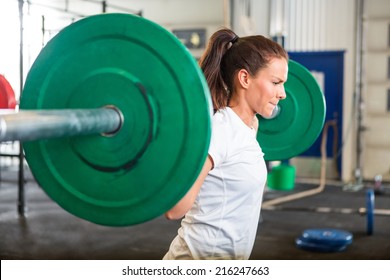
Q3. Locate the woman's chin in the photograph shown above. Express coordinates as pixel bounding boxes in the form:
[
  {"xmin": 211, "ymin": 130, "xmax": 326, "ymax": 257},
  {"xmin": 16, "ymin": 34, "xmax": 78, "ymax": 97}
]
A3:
[{"xmin": 258, "ymin": 110, "xmax": 275, "ymax": 119}]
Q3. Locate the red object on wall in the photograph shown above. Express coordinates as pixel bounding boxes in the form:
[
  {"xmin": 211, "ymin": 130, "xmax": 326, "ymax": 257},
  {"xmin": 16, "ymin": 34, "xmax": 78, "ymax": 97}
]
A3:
[{"xmin": 0, "ymin": 74, "xmax": 17, "ymax": 109}]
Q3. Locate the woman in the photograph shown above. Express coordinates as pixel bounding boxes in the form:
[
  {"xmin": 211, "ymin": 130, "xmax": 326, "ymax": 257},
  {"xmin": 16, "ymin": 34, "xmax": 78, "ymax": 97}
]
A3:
[{"xmin": 163, "ymin": 28, "xmax": 288, "ymax": 260}]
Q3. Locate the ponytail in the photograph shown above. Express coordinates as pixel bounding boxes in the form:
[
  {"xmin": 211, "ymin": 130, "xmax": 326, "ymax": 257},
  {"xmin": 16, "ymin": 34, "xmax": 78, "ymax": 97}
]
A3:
[{"xmin": 198, "ymin": 29, "xmax": 238, "ymax": 110}]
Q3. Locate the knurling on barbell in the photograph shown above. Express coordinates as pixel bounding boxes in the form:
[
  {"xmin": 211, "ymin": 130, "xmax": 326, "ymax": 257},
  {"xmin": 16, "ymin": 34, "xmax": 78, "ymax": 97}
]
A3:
[{"xmin": 0, "ymin": 13, "xmax": 326, "ymax": 226}]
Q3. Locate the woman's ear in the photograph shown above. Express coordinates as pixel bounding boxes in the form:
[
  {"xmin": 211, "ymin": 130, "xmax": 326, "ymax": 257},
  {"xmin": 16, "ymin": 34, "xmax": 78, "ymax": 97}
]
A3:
[{"xmin": 237, "ymin": 69, "xmax": 250, "ymax": 89}]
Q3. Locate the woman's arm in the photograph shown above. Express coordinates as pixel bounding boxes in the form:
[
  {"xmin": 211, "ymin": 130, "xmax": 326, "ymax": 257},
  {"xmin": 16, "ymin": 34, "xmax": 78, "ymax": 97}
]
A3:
[{"xmin": 165, "ymin": 155, "xmax": 213, "ymax": 220}]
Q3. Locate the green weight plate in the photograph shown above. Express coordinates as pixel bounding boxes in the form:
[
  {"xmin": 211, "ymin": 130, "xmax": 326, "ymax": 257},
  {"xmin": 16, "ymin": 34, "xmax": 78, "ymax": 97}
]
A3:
[
  {"xmin": 257, "ymin": 60, "xmax": 326, "ymax": 161},
  {"xmin": 20, "ymin": 13, "xmax": 212, "ymax": 226}
]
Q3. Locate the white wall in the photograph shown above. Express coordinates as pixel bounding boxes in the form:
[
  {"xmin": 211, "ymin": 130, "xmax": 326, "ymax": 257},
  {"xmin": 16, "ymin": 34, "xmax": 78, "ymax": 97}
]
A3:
[
  {"xmin": 0, "ymin": 0, "xmax": 227, "ymax": 99},
  {"xmin": 362, "ymin": 0, "xmax": 390, "ymax": 181},
  {"xmin": 230, "ymin": 0, "xmax": 269, "ymax": 36},
  {"xmin": 0, "ymin": 1, "xmax": 21, "ymax": 99}
]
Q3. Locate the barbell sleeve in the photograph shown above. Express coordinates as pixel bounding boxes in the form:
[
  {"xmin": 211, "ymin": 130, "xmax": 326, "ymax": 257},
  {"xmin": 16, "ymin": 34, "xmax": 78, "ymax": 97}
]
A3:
[{"xmin": 0, "ymin": 107, "xmax": 123, "ymax": 143}]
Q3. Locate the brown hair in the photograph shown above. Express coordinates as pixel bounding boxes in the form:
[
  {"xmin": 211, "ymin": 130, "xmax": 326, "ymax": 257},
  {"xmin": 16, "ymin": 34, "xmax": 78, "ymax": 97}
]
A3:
[{"xmin": 198, "ymin": 28, "xmax": 288, "ymax": 110}]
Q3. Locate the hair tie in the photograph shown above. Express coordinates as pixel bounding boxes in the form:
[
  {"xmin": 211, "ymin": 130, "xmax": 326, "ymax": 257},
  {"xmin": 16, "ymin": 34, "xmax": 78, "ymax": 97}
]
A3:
[{"xmin": 231, "ymin": 35, "xmax": 239, "ymax": 44}]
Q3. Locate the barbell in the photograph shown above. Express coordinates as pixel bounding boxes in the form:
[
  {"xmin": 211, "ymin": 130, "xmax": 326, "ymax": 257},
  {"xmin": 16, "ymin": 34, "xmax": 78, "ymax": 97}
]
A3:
[
  {"xmin": 263, "ymin": 189, "xmax": 389, "ymax": 235},
  {"xmin": 0, "ymin": 13, "xmax": 326, "ymax": 226}
]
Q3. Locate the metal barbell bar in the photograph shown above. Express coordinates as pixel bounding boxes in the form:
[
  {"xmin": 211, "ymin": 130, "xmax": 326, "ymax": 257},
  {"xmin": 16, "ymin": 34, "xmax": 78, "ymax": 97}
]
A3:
[
  {"xmin": 262, "ymin": 205, "xmax": 390, "ymax": 216},
  {"xmin": 0, "ymin": 107, "xmax": 123, "ymax": 142},
  {"xmin": 263, "ymin": 188, "xmax": 387, "ymax": 235}
]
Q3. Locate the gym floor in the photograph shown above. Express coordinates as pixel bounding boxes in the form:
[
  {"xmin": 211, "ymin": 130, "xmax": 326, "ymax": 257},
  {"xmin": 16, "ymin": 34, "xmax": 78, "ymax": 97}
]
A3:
[{"xmin": 0, "ymin": 161, "xmax": 389, "ymax": 260}]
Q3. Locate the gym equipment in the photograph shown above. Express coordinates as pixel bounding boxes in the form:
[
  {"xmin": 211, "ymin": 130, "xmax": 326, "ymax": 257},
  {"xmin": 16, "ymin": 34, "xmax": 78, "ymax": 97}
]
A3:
[
  {"xmin": 264, "ymin": 188, "xmax": 387, "ymax": 235},
  {"xmin": 366, "ymin": 189, "xmax": 374, "ymax": 235},
  {"xmin": 296, "ymin": 228, "xmax": 353, "ymax": 252},
  {"xmin": 257, "ymin": 60, "xmax": 326, "ymax": 161},
  {"xmin": 373, "ymin": 174, "xmax": 385, "ymax": 195},
  {"xmin": 0, "ymin": 13, "xmax": 326, "ymax": 226},
  {"xmin": 0, "ymin": 75, "xmax": 17, "ymax": 109},
  {"xmin": 267, "ymin": 164, "xmax": 296, "ymax": 191}
]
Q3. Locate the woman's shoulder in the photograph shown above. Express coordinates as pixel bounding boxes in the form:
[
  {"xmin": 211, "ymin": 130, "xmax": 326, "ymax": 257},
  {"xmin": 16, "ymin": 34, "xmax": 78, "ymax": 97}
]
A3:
[{"xmin": 212, "ymin": 107, "xmax": 231, "ymax": 123}]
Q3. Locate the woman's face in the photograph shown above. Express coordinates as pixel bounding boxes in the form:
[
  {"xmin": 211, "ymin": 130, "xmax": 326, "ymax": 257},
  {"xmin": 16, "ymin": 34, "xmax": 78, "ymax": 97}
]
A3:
[{"xmin": 245, "ymin": 57, "xmax": 288, "ymax": 118}]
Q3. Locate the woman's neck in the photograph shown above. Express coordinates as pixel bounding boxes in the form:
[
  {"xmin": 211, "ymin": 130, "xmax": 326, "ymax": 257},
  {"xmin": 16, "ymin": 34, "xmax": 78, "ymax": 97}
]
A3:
[{"xmin": 228, "ymin": 104, "xmax": 256, "ymax": 128}]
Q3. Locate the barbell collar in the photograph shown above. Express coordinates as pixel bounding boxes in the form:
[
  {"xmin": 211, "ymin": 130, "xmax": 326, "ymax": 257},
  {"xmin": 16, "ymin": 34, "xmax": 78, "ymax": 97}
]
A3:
[{"xmin": 0, "ymin": 107, "xmax": 122, "ymax": 142}]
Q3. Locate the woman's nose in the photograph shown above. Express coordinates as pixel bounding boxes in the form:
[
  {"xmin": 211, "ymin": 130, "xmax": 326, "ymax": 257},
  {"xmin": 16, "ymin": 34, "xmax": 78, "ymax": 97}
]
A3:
[{"xmin": 277, "ymin": 86, "xmax": 286, "ymax": 100}]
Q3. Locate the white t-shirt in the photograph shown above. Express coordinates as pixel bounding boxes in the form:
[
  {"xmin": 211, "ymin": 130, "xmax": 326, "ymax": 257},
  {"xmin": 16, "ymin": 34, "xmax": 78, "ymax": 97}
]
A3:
[{"xmin": 164, "ymin": 107, "xmax": 267, "ymax": 260}]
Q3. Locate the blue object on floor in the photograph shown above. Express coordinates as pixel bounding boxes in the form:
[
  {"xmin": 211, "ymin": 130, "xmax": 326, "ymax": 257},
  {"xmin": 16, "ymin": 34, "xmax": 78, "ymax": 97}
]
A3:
[{"xmin": 296, "ymin": 228, "xmax": 353, "ymax": 252}]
